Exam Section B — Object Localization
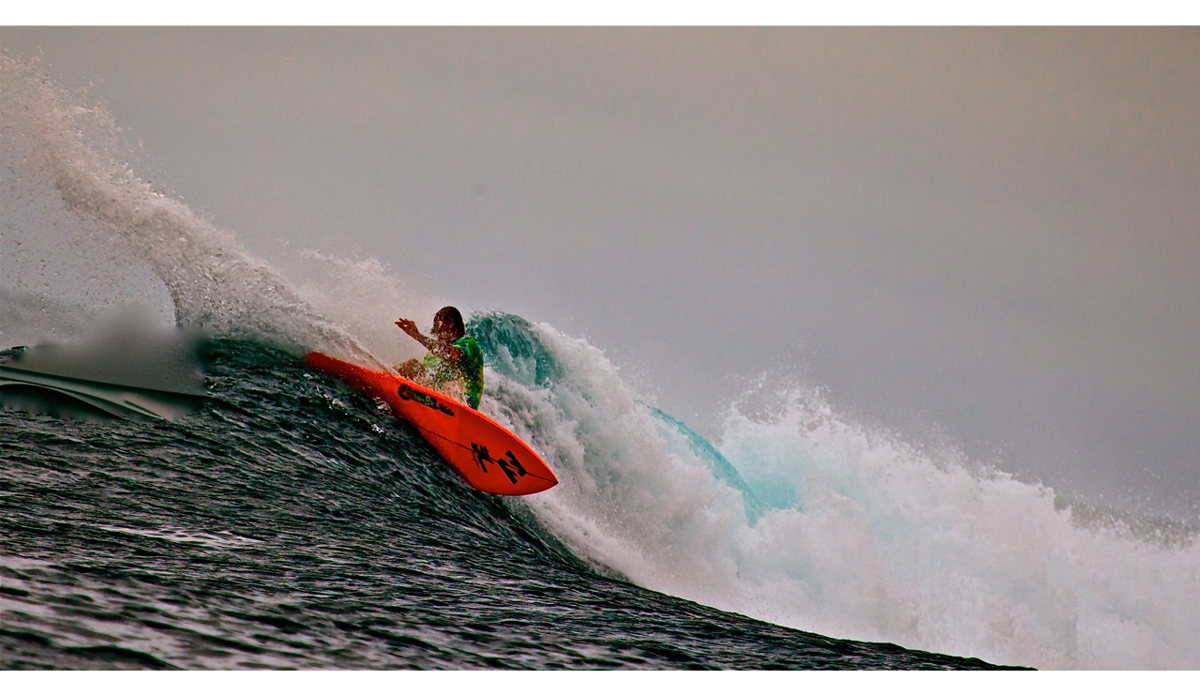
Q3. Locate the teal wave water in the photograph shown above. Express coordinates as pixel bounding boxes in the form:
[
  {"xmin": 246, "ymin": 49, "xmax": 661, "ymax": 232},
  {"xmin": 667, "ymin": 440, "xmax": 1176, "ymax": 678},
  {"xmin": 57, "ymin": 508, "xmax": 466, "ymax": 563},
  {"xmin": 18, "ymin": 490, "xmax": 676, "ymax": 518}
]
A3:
[{"xmin": 4, "ymin": 49, "xmax": 1199, "ymax": 671}]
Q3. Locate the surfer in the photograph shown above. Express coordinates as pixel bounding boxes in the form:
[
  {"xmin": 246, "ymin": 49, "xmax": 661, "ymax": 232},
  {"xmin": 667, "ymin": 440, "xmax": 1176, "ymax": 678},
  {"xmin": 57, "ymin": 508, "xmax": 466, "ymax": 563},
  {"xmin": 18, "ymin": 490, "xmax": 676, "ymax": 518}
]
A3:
[{"xmin": 394, "ymin": 306, "xmax": 484, "ymax": 409}]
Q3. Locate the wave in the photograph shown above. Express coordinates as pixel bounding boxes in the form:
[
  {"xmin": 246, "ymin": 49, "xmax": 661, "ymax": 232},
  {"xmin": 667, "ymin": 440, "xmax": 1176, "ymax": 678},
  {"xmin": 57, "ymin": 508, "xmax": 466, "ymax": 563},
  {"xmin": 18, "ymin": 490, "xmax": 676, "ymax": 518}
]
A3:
[
  {"xmin": 4, "ymin": 49, "xmax": 1199, "ymax": 670},
  {"xmin": 470, "ymin": 312, "xmax": 1200, "ymax": 669}
]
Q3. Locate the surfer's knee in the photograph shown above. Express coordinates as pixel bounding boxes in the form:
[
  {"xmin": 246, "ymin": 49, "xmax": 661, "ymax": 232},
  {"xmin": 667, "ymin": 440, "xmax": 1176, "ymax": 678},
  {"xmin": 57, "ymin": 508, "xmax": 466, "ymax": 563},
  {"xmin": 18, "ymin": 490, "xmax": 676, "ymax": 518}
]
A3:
[{"xmin": 394, "ymin": 359, "xmax": 423, "ymax": 379}]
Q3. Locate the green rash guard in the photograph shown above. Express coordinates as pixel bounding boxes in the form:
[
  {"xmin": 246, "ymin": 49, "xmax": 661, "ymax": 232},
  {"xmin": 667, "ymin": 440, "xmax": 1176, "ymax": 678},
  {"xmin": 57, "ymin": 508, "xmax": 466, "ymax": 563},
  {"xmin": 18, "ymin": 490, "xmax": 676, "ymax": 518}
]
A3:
[{"xmin": 421, "ymin": 335, "xmax": 484, "ymax": 409}]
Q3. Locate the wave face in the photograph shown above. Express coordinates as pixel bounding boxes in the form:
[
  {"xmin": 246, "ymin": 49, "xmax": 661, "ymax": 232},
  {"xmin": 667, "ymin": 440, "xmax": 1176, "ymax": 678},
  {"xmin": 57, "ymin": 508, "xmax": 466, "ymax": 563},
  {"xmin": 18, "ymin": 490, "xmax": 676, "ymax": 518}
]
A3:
[
  {"xmin": 1, "ymin": 338, "xmax": 1006, "ymax": 670},
  {"xmin": 2, "ymin": 50, "xmax": 1198, "ymax": 671}
]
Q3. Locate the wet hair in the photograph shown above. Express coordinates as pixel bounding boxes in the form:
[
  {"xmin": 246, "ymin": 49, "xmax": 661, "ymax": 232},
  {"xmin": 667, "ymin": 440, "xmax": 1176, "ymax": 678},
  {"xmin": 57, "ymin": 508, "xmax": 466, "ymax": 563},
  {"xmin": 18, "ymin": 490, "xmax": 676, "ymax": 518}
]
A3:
[{"xmin": 434, "ymin": 306, "xmax": 465, "ymax": 337}]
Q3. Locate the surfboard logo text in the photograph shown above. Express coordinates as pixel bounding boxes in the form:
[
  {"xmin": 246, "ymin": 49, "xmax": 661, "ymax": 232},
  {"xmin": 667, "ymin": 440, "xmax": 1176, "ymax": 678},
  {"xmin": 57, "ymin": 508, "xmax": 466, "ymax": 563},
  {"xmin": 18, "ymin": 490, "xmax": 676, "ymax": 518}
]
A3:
[
  {"xmin": 397, "ymin": 384, "xmax": 455, "ymax": 416},
  {"xmin": 470, "ymin": 443, "xmax": 528, "ymax": 485}
]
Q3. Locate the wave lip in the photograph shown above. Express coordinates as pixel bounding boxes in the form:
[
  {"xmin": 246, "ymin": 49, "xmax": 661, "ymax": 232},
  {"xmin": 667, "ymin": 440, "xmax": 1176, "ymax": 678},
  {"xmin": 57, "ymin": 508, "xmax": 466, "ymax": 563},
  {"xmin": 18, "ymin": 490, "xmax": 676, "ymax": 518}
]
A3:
[{"xmin": 1, "ymin": 51, "xmax": 365, "ymax": 358}]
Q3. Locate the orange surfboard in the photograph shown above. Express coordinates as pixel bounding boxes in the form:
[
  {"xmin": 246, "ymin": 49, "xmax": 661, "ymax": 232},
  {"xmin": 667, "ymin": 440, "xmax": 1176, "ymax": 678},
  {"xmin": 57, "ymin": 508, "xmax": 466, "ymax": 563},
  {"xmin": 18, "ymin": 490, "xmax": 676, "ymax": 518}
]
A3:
[{"xmin": 305, "ymin": 352, "xmax": 558, "ymax": 496}]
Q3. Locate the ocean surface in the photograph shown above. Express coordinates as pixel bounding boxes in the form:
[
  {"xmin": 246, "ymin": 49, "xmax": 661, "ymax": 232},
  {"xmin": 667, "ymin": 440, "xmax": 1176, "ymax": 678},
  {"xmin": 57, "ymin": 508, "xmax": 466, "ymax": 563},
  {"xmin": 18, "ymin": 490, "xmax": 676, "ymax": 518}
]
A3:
[
  {"xmin": 3, "ymin": 49, "xmax": 1200, "ymax": 672},
  {"xmin": 0, "ymin": 334, "xmax": 1009, "ymax": 671}
]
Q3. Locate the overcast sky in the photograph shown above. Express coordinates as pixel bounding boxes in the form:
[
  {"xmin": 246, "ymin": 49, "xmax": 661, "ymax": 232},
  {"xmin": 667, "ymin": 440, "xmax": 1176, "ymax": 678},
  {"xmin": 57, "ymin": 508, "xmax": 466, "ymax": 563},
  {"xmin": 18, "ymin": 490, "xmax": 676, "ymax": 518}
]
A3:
[{"xmin": 1, "ymin": 26, "xmax": 1198, "ymax": 514}]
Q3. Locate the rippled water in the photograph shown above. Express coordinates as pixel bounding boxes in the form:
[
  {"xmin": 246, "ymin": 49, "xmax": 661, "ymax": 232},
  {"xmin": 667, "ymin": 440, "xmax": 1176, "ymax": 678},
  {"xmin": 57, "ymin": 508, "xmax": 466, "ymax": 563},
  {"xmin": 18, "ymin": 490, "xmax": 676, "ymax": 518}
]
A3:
[{"xmin": 0, "ymin": 341, "xmax": 1008, "ymax": 670}]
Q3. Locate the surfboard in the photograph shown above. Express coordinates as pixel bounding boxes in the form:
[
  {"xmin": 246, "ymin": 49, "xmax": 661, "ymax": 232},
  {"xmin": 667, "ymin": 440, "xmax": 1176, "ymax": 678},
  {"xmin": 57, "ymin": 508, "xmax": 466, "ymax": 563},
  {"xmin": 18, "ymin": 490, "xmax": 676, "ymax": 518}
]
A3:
[{"xmin": 305, "ymin": 352, "xmax": 558, "ymax": 496}]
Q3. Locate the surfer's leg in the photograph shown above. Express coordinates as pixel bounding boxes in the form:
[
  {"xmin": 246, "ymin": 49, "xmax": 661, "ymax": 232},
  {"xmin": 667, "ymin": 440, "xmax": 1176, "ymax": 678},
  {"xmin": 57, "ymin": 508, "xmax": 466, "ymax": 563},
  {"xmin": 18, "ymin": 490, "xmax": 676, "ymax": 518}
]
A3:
[{"xmin": 394, "ymin": 359, "xmax": 423, "ymax": 379}]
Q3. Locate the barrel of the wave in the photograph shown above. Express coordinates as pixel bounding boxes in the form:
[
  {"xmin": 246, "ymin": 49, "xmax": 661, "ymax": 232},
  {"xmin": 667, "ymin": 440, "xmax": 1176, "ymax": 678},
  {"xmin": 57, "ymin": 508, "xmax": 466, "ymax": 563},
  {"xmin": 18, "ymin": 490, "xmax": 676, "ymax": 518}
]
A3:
[{"xmin": 305, "ymin": 352, "xmax": 558, "ymax": 496}]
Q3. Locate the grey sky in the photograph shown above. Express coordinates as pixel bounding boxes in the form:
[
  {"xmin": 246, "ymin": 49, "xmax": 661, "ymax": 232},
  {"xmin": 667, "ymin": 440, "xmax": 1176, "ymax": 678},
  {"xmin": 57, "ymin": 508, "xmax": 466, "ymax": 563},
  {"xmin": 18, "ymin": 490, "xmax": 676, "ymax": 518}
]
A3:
[{"xmin": 1, "ymin": 26, "xmax": 1198, "ymax": 513}]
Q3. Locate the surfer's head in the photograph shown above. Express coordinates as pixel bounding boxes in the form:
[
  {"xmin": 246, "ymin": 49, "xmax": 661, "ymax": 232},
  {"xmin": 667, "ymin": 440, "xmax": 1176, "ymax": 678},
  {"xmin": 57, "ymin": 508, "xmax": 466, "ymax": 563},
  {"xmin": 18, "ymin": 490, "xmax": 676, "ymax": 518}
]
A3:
[{"xmin": 432, "ymin": 306, "xmax": 465, "ymax": 340}]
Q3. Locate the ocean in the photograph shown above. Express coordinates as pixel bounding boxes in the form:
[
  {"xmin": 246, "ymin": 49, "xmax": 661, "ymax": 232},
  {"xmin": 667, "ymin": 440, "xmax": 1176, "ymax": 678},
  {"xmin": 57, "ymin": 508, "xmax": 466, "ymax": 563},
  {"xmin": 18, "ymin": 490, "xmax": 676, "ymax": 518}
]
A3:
[
  {"xmin": 0, "ymin": 332, "xmax": 1010, "ymax": 671},
  {"xmin": 3, "ymin": 49, "xmax": 1199, "ymax": 673}
]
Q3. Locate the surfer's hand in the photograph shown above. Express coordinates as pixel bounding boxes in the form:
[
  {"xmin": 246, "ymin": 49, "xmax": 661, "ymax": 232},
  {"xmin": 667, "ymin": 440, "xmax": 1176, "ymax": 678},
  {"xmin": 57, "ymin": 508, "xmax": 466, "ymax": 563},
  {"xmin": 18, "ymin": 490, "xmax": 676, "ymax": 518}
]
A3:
[{"xmin": 395, "ymin": 318, "xmax": 424, "ymax": 343}]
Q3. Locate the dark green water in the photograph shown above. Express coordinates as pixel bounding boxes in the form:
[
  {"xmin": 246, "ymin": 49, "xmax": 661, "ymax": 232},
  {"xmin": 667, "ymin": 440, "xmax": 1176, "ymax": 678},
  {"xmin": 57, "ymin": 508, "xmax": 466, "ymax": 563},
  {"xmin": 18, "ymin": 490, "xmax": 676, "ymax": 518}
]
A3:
[{"xmin": 0, "ymin": 340, "xmax": 1011, "ymax": 670}]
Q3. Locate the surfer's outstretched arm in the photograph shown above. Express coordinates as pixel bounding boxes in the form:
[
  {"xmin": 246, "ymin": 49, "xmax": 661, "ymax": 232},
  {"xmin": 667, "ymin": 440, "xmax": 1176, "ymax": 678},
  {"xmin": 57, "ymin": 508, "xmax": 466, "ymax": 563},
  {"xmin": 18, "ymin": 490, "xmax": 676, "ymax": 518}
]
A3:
[{"xmin": 395, "ymin": 317, "xmax": 463, "ymax": 362}]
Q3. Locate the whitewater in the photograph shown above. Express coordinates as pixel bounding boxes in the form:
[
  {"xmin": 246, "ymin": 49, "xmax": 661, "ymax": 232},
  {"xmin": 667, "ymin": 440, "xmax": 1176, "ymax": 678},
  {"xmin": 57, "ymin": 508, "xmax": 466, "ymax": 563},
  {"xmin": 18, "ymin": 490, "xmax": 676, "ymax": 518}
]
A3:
[{"xmin": 3, "ymin": 50, "xmax": 1200, "ymax": 671}]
